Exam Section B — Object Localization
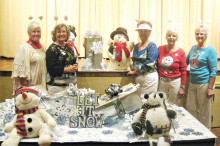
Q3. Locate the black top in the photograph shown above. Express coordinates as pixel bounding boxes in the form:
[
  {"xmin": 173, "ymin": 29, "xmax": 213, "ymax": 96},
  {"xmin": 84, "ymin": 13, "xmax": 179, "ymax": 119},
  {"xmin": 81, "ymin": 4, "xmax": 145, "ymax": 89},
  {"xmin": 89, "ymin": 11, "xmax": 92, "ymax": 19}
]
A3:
[{"xmin": 46, "ymin": 43, "xmax": 77, "ymax": 85}]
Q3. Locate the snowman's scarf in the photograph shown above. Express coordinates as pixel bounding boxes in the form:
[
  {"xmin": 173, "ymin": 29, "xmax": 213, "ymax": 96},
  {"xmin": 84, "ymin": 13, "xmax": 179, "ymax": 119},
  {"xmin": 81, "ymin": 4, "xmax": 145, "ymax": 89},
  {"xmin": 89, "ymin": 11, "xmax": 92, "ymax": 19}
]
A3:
[
  {"xmin": 15, "ymin": 106, "xmax": 38, "ymax": 136},
  {"xmin": 140, "ymin": 103, "xmax": 160, "ymax": 127},
  {"xmin": 114, "ymin": 42, "xmax": 130, "ymax": 61}
]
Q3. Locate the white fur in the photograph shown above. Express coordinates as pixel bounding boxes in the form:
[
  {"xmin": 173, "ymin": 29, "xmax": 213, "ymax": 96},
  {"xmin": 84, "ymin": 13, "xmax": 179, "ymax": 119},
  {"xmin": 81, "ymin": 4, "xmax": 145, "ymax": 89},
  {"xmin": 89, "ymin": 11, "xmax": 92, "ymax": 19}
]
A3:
[
  {"xmin": 2, "ymin": 89, "xmax": 56, "ymax": 146},
  {"xmin": 108, "ymin": 34, "xmax": 131, "ymax": 70},
  {"xmin": 132, "ymin": 92, "xmax": 171, "ymax": 146}
]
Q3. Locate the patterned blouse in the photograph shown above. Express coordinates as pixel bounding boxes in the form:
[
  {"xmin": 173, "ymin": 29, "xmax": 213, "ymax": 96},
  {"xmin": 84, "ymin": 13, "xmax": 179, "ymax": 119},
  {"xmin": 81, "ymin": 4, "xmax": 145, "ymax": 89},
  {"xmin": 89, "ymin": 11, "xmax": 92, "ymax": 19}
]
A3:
[
  {"xmin": 46, "ymin": 43, "xmax": 77, "ymax": 86},
  {"xmin": 132, "ymin": 42, "xmax": 159, "ymax": 75}
]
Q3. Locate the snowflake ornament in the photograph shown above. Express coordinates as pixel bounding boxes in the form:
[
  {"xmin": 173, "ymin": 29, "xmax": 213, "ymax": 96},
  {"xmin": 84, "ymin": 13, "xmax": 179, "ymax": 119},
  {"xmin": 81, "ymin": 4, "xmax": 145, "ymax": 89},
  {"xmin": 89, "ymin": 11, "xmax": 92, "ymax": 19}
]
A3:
[{"xmin": 90, "ymin": 41, "xmax": 103, "ymax": 54}]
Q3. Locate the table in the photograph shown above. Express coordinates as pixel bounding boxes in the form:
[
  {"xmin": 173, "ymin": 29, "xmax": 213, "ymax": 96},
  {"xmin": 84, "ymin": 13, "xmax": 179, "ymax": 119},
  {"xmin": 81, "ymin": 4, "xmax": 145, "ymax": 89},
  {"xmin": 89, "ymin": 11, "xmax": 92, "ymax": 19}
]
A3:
[{"xmin": 0, "ymin": 97, "xmax": 216, "ymax": 146}]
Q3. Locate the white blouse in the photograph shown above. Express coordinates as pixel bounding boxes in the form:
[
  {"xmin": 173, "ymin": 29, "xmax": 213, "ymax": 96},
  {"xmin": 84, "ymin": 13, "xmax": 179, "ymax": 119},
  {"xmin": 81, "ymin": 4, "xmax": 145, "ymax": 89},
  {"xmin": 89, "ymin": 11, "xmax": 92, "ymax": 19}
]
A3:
[{"xmin": 12, "ymin": 43, "xmax": 47, "ymax": 90}]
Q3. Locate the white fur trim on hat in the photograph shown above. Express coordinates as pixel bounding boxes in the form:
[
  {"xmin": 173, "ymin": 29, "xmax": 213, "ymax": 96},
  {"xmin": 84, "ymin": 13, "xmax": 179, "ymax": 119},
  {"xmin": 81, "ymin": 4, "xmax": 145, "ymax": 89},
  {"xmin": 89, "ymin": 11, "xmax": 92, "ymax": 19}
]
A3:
[{"xmin": 135, "ymin": 23, "xmax": 152, "ymax": 31}]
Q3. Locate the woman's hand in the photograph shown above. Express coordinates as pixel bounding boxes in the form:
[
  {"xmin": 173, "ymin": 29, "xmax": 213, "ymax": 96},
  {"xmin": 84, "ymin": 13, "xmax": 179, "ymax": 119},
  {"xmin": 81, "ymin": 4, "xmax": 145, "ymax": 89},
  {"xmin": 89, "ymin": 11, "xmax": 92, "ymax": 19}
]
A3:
[
  {"xmin": 64, "ymin": 64, "xmax": 78, "ymax": 73},
  {"xmin": 207, "ymin": 88, "xmax": 214, "ymax": 98},
  {"xmin": 178, "ymin": 87, "xmax": 185, "ymax": 98},
  {"xmin": 127, "ymin": 70, "xmax": 140, "ymax": 76}
]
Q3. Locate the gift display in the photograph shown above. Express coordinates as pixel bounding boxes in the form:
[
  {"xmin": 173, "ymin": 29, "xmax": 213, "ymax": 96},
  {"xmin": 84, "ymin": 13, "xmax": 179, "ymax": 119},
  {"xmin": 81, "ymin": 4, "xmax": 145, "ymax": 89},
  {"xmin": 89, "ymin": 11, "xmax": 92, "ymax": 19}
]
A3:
[{"xmin": 81, "ymin": 31, "xmax": 107, "ymax": 70}]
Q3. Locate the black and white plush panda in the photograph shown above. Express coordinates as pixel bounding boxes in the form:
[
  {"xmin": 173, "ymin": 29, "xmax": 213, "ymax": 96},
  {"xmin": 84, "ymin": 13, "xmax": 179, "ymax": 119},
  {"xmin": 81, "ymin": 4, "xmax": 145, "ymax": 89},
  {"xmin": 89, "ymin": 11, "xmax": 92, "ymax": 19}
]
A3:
[{"xmin": 132, "ymin": 92, "xmax": 176, "ymax": 146}]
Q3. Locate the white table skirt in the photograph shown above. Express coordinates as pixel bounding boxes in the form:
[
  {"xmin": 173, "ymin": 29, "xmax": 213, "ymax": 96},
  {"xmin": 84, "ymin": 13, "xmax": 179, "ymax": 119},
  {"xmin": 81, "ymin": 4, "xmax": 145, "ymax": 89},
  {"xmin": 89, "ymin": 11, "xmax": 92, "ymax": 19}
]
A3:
[{"xmin": 0, "ymin": 98, "xmax": 216, "ymax": 144}]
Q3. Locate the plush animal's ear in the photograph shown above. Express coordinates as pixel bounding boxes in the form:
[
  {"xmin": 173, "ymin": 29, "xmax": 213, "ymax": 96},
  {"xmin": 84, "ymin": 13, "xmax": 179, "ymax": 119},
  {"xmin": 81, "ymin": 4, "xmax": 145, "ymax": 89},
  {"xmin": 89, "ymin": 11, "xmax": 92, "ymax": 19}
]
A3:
[
  {"xmin": 144, "ymin": 94, "xmax": 149, "ymax": 99},
  {"xmin": 159, "ymin": 93, "xmax": 163, "ymax": 98}
]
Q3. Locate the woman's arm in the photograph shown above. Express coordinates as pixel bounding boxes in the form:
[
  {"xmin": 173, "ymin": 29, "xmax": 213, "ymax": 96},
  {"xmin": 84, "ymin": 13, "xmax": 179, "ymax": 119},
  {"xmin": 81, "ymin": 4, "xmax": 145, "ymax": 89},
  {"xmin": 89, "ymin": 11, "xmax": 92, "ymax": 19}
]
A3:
[
  {"xmin": 179, "ymin": 50, "xmax": 187, "ymax": 96},
  {"xmin": 207, "ymin": 47, "xmax": 217, "ymax": 98}
]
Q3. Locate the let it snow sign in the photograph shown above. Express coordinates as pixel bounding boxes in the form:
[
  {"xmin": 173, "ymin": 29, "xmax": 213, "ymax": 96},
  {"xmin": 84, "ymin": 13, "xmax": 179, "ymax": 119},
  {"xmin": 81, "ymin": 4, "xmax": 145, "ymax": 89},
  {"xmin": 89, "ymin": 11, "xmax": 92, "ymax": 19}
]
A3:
[{"xmin": 69, "ymin": 94, "xmax": 104, "ymax": 128}]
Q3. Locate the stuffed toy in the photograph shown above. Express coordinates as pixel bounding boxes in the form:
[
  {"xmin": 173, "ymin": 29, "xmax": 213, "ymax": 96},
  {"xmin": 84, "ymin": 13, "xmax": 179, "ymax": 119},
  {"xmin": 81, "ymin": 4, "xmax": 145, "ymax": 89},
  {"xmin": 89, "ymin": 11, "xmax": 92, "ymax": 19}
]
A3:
[
  {"xmin": 2, "ymin": 87, "xmax": 56, "ymax": 146},
  {"xmin": 108, "ymin": 27, "xmax": 134, "ymax": 70},
  {"xmin": 132, "ymin": 92, "xmax": 176, "ymax": 146},
  {"xmin": 66, "ymin": 25, "xmax": 80, "ymax": 57}
]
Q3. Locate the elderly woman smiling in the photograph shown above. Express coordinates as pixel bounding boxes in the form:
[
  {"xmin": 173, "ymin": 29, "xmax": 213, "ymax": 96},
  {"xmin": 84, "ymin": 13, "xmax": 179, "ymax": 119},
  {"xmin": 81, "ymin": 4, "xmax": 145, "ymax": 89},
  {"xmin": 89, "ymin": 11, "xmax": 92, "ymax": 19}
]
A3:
[
  {"xmin": 46, "ymin": 23, "xmax": 78, "ymax": 94},
  {"xmin": 157, "ymin": 25, "xmax": 187, "ymax": 106},
  {"xmin": 186, "ymin": 24, "xmax": 217, "ymax": 129},
  {"xmin": 12, "ymin": 21, "xmax": 46, "ymax": 90}
]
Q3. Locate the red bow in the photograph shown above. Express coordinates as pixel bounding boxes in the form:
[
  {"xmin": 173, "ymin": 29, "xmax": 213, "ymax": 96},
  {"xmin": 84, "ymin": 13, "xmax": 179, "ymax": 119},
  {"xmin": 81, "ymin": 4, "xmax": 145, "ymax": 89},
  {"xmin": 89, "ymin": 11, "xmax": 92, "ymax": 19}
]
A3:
[
  {"xmin": 27, "ymin": 39, "xmax": 41, "ymax": 49},
  {"xmin": 114, "ymin": 42, "xmax": 130, "ymax": 61},
  {"xmin": 66, "ymin": 42, "xmax": 80, "ymax": 56}
]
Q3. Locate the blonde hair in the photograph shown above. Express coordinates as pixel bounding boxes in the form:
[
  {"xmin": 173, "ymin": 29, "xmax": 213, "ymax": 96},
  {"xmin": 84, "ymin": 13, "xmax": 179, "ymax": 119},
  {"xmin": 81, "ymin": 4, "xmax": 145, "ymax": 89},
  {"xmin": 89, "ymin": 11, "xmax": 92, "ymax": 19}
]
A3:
[
  {"xmin": 27, "ymin": 21, "xmax": 41, "ymax": 33},
  {"xmin": 51, "ymin": 23, "xmax": 70, "ymax": 42},
  {"xmin": 137, "ymin": 20, "xmax": 152, "ymax": 28},
  {"xmin": 195, "ymin": 24, "xmax": 208, "ymax": 36},
  {"xmin": 166, "ymin": 25, "xmax": 179, "ymax": 39}
]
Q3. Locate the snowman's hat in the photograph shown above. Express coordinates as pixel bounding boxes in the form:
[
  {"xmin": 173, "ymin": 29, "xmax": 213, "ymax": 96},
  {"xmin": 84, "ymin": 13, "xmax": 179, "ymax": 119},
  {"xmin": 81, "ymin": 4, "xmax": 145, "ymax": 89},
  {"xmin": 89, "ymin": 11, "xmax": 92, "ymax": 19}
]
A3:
[
  {"xmin": 67, "ymin": 25, "xmax": 77, "ymax": 37},
  {"xmin": 110, "ymin": 27, "xmax": 129, "ymax": 41},
  {"xmin": 14, "ymin": 86, "xmax": 38, "ymax": 97}
]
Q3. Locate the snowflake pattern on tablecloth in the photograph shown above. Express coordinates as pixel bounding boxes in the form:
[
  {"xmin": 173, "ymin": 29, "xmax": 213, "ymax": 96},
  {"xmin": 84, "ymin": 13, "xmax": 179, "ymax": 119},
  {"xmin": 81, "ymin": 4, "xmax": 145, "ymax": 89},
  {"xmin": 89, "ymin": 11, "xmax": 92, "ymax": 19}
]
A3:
[
  {"xmin": 184, "ymin": 128, "xmax": 194, "ymax": 133},
  {"xmin": 102, "ymin": 130, "xmax": 113, "ymax": 135},
  {"xmin": 68, "ymin": 130, "xmax": 78, "ymax": 134},
  {"xmin": 3, "ymin": 113, "xmax": 15, "ymax": 125},
  {"xmin": 179, "ymin": 128, "xmax": 203, "ymax": 137},
  {"xmin": 56, "ymin": 115, "xmax": 67, "ymax": 125},
  {"xmin": 179, "ymin": 132, "xmax": 190, "ymax": 136},
  {"xmin": 176, "ymin": 109, "xmax": 185, "ymax": 116},
  {"xmin": 192, "ymin": 132, "xmax": 203, "ymax": 136},
  {"xmin": 126, "ymin": 132, "xmax": 136, "ymax": 139}
]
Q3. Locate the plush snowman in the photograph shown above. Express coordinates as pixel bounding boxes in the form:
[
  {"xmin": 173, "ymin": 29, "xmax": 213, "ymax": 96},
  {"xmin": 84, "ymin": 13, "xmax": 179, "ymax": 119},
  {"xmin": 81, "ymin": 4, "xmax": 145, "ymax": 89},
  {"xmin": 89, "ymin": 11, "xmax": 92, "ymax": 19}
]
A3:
[
  {"xmin": 67, "ymin": 25, "xmax": 80, "ymax": 57},
  {"xmin": 2, "ymin": 87, "xmax": 56, "ymax": 146},
  {"xmin": 132, "ymin": 92, "xmax": 176, "ymax": 146},
  {"xmin": 108, "ymin": 27, "xmax": 134, "ymax": 70}
]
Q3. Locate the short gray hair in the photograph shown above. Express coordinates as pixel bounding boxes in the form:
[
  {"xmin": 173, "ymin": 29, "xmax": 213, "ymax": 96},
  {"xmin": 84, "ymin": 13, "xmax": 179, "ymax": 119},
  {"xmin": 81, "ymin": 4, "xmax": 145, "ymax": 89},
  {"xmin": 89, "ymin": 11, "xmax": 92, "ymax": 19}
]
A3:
[
  {"xmin": 195, "ymin": 24, "xmax": 208, "ymax": 36},
  {"xmin": 27, "ymin": 21, "xmax": 41, "ymax": 33},
  {"xmin": 166, "ymin": 25, "xmax": 179, "ymax": 39}
]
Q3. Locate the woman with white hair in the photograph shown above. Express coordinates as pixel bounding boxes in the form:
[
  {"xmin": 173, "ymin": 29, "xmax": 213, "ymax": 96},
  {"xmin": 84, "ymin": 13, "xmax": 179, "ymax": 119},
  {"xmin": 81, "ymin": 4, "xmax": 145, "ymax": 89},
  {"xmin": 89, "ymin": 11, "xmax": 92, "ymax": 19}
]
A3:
[
  {"xmin": 11, "ymin": 21, "xmax": 46, "ymax": 90},
  {"xmin": 157, "ymin": 25, "xmax": 187, "ymax": 106},
  {"xmin": 186, "ymin": 24, "xmax": 217, "ymax": 129},
  {"xmin": 128, "ymin": 20, "xmax": 159, "ymax": 98}
]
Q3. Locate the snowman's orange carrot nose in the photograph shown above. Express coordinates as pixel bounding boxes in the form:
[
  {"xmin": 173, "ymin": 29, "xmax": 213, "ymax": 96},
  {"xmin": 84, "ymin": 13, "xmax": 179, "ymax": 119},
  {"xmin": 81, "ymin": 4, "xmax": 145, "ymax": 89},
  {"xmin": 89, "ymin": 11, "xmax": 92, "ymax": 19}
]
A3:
[{"xmin": 22, "ymin": 92, "xmax": 27, "ymax": 99}]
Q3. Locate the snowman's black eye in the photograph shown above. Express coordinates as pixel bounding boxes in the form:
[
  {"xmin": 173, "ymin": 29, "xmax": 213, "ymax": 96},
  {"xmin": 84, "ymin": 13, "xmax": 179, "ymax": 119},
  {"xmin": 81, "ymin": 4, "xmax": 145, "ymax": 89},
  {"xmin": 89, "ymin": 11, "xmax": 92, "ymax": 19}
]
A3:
[
  {"xmin": 159, "ymin": 93, "xmax": 163, "ymax": 98},
  {"xmin": 27, "ymin": 118, "xmax": 32, "ymax": 123},
  {"xmin": 144, "ymin": 94, "xmax": 149, "ymax": 99},
  {"xmin": 28, "ymin": 128, "xmax": 33, "ymax": 132}
]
